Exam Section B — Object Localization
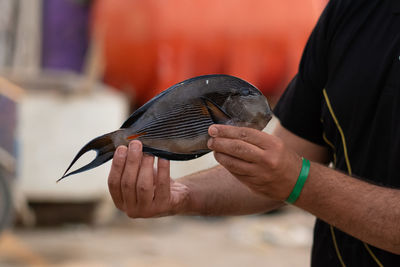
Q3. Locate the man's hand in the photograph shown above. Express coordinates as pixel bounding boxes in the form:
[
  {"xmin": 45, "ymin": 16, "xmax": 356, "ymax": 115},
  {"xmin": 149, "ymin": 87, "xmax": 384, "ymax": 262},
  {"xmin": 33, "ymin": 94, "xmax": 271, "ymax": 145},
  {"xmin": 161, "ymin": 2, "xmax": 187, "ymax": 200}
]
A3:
[
  {"xmin": 108, "ymin": 141, "xmax": 190, "ymax": 218},
  {"xmin": 207, "ymin": 124, "xmax": 302, "ymax": 201}
]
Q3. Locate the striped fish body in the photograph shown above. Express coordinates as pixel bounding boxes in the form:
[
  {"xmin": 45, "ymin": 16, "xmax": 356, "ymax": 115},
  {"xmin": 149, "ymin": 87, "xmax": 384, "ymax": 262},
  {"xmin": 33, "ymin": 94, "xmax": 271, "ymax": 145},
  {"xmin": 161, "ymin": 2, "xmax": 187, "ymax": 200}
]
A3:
[
  {"xmin": 59, "ymin": 74, "xmax": 272, "ymax": 180},
  {"xmin": 128, "ymin": 102, "xmax": 214, "ymax": 158}
]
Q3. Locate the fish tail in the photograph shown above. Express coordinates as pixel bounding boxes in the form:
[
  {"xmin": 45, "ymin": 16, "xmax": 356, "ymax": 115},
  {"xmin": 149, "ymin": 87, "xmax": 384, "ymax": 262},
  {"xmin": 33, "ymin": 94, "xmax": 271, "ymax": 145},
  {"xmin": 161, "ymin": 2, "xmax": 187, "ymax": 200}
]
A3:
[{"xmin": 58, "ymin": 130, "xmax": 119, "ymax": 182}]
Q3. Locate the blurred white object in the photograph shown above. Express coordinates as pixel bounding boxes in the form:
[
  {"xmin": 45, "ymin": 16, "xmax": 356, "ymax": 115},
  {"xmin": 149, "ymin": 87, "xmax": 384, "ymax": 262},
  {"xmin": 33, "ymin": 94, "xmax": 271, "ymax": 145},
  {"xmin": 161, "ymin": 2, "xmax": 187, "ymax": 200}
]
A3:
[
  {"xmin": 12, "ymin": 0, "xmax": 42, "ymax": 75},
  {"xmin": 0, "ymin": 0, "xmax": 43, "ymax": 74},
  {"xmin": 16, "ymin": 74, "xmax": 128, "ymax": 202},
  {"xmin": 0, "ymin": 0, "xmax": 16, "ymax": 68}
]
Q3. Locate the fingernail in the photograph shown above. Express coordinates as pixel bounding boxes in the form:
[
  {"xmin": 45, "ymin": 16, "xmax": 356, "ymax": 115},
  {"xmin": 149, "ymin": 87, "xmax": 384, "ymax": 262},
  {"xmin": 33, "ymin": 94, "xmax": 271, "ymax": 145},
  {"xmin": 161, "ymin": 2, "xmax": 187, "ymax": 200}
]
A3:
[
  {"xmin": 129, "ymin": 141, "xmax": 141, "ymax": 151},
  {"xmin": 209, "ymin": 126, "xmax": 218, "ymax": 137},
  {"xmin": 117, "ymin": 146, "xmax": 127, "ymax": 157},
  {"xmin": 207, "ymin": 138, "xmax": 213, "ymax": 148}
]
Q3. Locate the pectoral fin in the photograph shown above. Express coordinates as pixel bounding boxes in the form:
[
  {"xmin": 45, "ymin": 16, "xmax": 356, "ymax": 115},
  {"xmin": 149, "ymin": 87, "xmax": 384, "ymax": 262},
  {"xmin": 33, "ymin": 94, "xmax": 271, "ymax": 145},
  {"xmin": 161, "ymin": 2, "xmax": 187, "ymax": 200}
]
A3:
[{"xmin": 201, "ymin": 97, "xmax": 231, "ymax": 124}]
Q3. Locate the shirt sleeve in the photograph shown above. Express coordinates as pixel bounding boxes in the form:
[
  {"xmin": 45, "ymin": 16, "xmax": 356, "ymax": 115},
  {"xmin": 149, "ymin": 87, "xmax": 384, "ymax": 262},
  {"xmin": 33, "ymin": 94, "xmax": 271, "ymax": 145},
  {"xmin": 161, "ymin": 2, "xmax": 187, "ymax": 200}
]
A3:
[{"xmin": 273, "ymin": 0, "xmax": 341, "ymax": 146}]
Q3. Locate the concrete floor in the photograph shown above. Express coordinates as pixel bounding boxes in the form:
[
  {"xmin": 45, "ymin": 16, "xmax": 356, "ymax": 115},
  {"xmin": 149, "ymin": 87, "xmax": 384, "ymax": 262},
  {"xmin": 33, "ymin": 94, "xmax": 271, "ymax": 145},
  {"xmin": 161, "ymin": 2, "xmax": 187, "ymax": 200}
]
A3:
[
  {"xmin": 0, "ymin": 207, "xmax": 315, "ymax": 267},
  {"xmin": 1, "ymin": 113, "xmax": 317, "ymax": 267}
]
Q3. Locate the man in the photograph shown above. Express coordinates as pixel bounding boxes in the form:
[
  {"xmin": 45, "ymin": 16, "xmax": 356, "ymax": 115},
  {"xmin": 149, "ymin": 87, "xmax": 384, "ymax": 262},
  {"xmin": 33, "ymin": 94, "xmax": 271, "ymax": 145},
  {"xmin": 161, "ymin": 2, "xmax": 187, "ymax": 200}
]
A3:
[{"xmin": 108, "ymin": 0, "xmax": 400, "ymax": 265}]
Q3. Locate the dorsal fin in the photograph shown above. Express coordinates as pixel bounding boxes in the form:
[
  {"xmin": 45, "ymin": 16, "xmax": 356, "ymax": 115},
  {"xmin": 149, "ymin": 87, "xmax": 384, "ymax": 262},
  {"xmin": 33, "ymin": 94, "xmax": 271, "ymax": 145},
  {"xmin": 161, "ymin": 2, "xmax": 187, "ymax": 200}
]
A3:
[
  {"xmin": 121, "ymin": 74, "xmax": 237, "ymax": 128},
  {"xmin": 120, "ymin": 83, "xmax": 179, "ymax": 128},
  {"xmin": 120, "ymin": 108, "xmax": 146, "ymax": 128}
]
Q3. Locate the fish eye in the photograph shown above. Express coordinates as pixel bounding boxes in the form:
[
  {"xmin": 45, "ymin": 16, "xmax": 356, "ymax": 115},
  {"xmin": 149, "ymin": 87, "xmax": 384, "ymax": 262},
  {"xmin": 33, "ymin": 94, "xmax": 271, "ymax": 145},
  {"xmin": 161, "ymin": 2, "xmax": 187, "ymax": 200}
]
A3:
[{"xmin": 240, "ymin": 87, "xmax": 250, "ymax": 96}]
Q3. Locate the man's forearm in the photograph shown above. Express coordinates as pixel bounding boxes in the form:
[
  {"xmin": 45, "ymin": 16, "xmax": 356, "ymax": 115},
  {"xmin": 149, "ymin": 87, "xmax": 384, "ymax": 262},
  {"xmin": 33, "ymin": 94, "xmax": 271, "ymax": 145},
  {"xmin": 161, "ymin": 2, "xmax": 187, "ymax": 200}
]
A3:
[
  {"xmin": 296, "ymin": 162, "xmax": 400, "ymax": 254},
  {"xmin": 205, "ymin": 123, "xmax": 400, "ymax": 254},
  {"xmin": 178, "ymin": 165, "xmax": 284, "ymax": 216}
]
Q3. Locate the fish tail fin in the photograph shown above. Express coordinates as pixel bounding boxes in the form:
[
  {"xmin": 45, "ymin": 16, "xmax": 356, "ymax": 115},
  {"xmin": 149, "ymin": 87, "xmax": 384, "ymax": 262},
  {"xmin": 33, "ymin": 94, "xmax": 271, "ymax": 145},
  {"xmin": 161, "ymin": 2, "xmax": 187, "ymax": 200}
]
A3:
[{"xmin": 58, "ymin": 130, "xmax": 119, "ymax": 182}]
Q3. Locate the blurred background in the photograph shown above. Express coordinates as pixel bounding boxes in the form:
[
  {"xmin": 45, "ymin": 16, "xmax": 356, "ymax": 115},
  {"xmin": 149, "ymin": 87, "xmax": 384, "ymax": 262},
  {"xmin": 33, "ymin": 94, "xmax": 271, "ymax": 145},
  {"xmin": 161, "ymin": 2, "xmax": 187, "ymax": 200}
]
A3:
[{"xmin": 0, "ymin": 0, "xmax": 326, "ymax": 266}]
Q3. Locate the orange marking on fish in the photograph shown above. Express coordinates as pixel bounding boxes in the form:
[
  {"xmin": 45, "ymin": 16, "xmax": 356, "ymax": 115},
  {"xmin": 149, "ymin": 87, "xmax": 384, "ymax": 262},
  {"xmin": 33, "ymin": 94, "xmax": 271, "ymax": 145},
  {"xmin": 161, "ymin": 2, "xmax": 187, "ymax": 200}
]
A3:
[
  {"xmin": 127, "ymin": 132, "xmax": 146, "ymax": 140},
  {"xmin": 201, "ymin": 104, "xmax": 210, "ymax": 116}
]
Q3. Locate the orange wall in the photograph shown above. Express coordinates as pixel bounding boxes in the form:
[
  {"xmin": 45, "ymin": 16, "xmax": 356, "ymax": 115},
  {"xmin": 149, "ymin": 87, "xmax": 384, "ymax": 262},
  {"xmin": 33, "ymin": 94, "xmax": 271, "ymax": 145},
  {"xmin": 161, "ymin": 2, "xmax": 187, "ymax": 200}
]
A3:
[{"xmin": 92, "ymin": 0, "xmax": 326, "ymax": 106}]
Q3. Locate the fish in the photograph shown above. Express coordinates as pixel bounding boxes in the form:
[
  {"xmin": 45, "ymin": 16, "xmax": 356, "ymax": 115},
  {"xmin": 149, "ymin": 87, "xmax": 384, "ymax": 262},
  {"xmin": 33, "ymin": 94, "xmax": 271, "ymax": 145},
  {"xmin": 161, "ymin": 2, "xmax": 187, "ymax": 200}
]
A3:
[{"xmin": 58, "ymin": 74, "xmax": 272, "ymax": 181}]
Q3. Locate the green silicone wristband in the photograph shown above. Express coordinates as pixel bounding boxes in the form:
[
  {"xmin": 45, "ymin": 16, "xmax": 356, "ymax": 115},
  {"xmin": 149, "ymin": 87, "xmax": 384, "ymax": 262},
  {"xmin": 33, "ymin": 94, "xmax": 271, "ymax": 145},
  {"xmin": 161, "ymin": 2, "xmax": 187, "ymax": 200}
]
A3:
[{"xmin": 286, "ymin": 157, "xmax": 310, "ymax": 204}]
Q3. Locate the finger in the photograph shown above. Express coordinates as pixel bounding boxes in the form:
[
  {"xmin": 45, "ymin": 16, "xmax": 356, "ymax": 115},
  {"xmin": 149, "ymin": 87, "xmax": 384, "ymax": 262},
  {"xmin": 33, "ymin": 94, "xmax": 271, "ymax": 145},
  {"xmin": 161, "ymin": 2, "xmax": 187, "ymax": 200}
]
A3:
[
  {"xmin": 121, "ymin": 141, "xmax": 143, "ymax": 209},
  {"xmin": 209, "ymin": 124, "xmax": 270, "ymax": 149},
  {"xmin": 208, "ymin": 137, "xmax": 265, "ymax": 163},
  {"xmin": 136, "ymin": 154, "xmax": 155, "ymax": 208},
  {"xmin": 154, "ymin": 158, "xmax": 170, "ymax": 204},
  {"xmin": 213, "ymin": 151, "xmax": 257, "ymax": 176},
  {"xmin": 108, "ymin": 146, "xmax": 127, "ymax": 210}
]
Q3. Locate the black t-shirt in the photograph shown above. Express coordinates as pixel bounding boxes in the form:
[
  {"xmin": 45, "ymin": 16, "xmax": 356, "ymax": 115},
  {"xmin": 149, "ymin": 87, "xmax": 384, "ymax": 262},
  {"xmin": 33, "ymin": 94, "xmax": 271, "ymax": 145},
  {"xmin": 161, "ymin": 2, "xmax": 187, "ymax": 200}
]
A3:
[{"xmin": 274, "ymin": 0, "xmax": 400, "ymax": 266}]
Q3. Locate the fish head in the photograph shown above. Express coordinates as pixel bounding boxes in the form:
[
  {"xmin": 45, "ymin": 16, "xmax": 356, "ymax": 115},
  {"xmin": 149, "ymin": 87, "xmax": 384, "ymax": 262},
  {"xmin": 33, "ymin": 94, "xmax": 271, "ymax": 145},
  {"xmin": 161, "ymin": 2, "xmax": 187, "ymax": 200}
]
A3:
[
  {"xmin": 156, "ymin": 74, "xmax": 272, "ymax": 131},
  {"xmin": 200, "ymin": 75, "xmax": 272, "ymax": 130},
  {"xmin": 223, "ymin": 86, "xmax": 272, "ymax": 130}
]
